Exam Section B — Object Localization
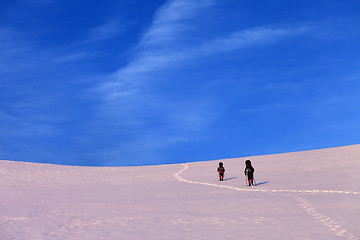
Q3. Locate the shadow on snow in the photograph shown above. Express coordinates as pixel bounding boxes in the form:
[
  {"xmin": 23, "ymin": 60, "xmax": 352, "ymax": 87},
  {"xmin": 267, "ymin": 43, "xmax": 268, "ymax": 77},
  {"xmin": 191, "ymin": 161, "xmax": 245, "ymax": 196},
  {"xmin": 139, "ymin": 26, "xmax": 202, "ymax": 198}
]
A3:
[
  {"xmin": 225, "ymin": 176, "xmax": 238, "ymax": 181},
  {"xmin": 255, "ymin": 181, "xmax": 270, "ymax": 186}
]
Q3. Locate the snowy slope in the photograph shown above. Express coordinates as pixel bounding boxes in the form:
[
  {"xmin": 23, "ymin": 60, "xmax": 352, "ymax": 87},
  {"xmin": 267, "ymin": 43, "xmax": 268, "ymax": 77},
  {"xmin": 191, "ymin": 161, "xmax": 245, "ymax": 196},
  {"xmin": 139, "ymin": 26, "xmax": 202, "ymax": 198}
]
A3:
[{"xmin": 1, "ymin": 145, "xmax": 359, "ymax": 240}]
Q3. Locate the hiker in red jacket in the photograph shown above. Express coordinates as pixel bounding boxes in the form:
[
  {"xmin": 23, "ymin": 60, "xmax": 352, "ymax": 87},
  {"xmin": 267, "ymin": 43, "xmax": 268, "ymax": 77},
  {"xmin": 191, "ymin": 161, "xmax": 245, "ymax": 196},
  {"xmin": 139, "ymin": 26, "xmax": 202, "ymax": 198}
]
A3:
[{"xmin": 217, "ymin": 162, "xmax": 225, "ymax": 181}]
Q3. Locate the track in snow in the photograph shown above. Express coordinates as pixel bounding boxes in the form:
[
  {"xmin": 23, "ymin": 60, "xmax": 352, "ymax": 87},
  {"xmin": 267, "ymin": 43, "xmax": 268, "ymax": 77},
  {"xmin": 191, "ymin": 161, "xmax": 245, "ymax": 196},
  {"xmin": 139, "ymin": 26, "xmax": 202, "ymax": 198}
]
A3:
[{"xmin": 174, "ymin": 163, "xmax": 359, "ymax": 240}]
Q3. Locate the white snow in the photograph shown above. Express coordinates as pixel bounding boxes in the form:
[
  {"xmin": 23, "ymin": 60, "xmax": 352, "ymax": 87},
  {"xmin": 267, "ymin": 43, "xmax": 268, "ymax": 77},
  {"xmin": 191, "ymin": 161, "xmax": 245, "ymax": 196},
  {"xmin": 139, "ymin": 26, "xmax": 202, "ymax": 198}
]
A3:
[{"xmin": 1, "ymin": 145, "xmax": 359, "ymax": 240}]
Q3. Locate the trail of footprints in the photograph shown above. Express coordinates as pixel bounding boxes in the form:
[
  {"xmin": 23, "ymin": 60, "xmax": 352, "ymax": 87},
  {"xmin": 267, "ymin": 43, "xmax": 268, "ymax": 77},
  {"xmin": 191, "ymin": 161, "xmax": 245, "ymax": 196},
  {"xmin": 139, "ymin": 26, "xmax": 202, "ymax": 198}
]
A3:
[{"xmin": 174, "ymin": 164, "xmax": 359, "ymax": 240}]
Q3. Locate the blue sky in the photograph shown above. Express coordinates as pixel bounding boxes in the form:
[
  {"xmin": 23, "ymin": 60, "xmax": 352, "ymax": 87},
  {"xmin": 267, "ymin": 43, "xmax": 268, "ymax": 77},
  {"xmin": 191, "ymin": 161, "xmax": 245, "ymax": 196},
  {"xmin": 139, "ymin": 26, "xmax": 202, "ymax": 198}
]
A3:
[{"xmin": 1, "ymin": 0, "xmax": 359, "ymax": 166}]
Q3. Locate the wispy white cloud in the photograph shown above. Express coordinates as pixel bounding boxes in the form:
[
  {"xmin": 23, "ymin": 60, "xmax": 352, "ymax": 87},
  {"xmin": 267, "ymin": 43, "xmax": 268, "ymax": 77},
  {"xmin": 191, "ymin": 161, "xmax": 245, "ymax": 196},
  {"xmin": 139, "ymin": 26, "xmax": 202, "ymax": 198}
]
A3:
[
  {"xmin": 92, "ymin": 2, "xmax": 296, "ymax": 162},
  {"xmin": 140, "ymin": 0, "xmax": 216, "ymax": 47},
  {"xmin": 97, "ymin": 0, "xmax": 217, "ymax": 100},
  {"xmin": 85, "ymin": 19, "xmax": 126, "ymax": 44},
  {"xmin": 95, "ymin": 1, "xmax": 313, "ymax": 144},
  {"xmin": 53, "ymin": 18, "xmax": 128, "ymax": 63},
  {"xmin": 100, "ymin": 24, "xmax": 311, "ymax": 103},
  {"xmin": 198, "ymin": 25, "xmax": 311, "ymax": 54}
]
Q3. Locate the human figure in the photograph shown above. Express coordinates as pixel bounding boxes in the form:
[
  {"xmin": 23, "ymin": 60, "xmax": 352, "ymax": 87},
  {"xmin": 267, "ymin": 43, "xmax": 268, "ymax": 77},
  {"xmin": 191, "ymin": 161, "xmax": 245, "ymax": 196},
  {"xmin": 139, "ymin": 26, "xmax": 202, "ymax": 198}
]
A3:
[
  {"xmin": 244, "ymin": 160, "xmax": 255, "ymax": 186},
  {"xmin": 217, "ymin": 162, "xmax": 225, "ymax": 181}
]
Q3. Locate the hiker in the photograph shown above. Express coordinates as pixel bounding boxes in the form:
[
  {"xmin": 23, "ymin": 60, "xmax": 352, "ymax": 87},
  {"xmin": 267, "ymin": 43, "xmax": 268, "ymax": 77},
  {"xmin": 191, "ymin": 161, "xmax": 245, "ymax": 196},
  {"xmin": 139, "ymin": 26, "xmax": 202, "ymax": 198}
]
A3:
[
  {"xmin": 217, "ymin": 162, "xmax": 225, "ymax": 181},
  {"xmin": 244, "ymin": 160, "xmax": 255, "ymax": 186}
]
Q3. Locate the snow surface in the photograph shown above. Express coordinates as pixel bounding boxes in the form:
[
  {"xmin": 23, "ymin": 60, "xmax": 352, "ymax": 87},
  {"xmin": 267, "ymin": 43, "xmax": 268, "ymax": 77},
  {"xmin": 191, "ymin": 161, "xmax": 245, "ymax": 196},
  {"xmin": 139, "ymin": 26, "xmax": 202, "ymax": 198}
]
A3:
[{"xmin": 1, "ymin": 145, "xmax": 359, "ymax": 240}]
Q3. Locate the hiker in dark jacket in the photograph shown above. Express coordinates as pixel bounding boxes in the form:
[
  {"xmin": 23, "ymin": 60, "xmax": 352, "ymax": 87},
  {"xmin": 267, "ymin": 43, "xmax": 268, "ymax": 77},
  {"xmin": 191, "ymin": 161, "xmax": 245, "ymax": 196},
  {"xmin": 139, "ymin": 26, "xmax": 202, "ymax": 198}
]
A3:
[
  {"xmin": 244, "ymin": 160, "xmax": 255, "ymax": 186},
  {"xmin": 217, "ymin": 162, "xmax": 225, "ymax": 181}
]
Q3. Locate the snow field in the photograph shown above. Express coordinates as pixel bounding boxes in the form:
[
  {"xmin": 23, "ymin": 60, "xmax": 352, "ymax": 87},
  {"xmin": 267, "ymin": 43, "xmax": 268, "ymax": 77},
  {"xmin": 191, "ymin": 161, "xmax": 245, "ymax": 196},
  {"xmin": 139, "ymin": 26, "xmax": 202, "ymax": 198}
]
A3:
[{"xmin": 1, "ymin": 145, "xmax": 359, "ymax": 239}]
